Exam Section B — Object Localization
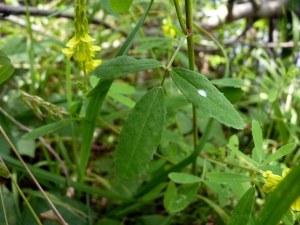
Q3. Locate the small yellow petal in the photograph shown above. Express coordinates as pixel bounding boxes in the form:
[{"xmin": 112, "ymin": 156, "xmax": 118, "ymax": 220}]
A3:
[
  {"xmin": 89, "ymin": 45, "xmax": 101, "ymax": 52},
  {"xmin": 80, "ymin": 33, "xmax": 95, "ymax": 42},
  {"xmin": 62, "ymin": 48, "xmax": 74, "ymax": 59},
  {"xmin": 76, "ymin": 49, "xmax": 87, "ymax": 62},
  {"xmin": 291, "ymin": 196, "xmax": 300, "ymax": 211},
  {"xmin": 66, "ymin": 36, "xmax": 80, "ymax": 48},
  {"xmin": 282, "ymin": 168, "xmax": 291, "ymax": 178}
]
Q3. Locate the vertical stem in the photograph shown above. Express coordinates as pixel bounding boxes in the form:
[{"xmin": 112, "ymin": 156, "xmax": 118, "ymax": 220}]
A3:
[
  {"xmin": 0, "ymin": 186, "xmax": 8, "ymax": 225},
  {"xmin": 185, "ymin": 1, "xmax": 198, "ymax": 145},
  {"xmin": 66, "ymin": 59, "xmax": 80, "ymax": 180},
  {"xmin": 185, "ymin": 0, "xmax": 198, "ymax": 173},
  {"xmin": 24, "ymin": 0, "xmax": 36, "ymax": 95}
]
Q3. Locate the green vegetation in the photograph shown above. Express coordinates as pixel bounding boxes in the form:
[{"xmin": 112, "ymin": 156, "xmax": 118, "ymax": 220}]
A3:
[{"xmin": 0, "ymin": 0, "xmax": 300, "ymax": 224}]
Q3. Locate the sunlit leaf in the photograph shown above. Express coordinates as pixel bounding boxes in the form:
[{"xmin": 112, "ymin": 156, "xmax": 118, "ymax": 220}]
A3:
[
  {"xmin": 170, "ymin": 68, "xmax": 244, "ymax": 129},
  {"xmin": 110, "ymin": 0, "xmax": 133, "ymax": 12},
  {"xmin": 252, "ymin": 120, "xmax": 263, "ymax": 163},
  {"xmin": 261, "ymin": 143, "xmax": 296, "ymax": 166},
  {"xmin": 94, "ymin": 56, "xmax": 163, "ymax": 80},
  {"xmin": 206, "ymin": 172, "xmax": 253, "ymax": 184},
  {"xmin": 168, "ymin": 172, "xmax": 202, "ymax": 184}
]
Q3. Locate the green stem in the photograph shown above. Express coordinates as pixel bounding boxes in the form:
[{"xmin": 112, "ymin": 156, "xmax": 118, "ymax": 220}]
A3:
[
  {"xmin": 185, "ymin": 0, "xmax": 198, "ymax": 173},
  {"xmin": 66, "ymin": 59, "xmax": 72, "ymax": 110},
  {"xmin": 11, "ymin": 178, "xmax": 43, "ymax": 225},
  {"xmin": 172, "ymin": 0, "xmax": 187, "ymax": 34},
  {"xmin": 0, "ymin": 186, "xmax": 8, "ymax": 225},
  {"xmin": 24, "ymin": 0, "xmax": 37, "ymax": 94},
  {"xmin": 66, "ymin": 58, "xmax": 80, "ymax": 181}
]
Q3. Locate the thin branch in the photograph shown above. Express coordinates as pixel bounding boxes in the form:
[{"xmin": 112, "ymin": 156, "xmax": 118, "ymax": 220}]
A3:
[
  {"xmin": 0, "ymin": 106, "xmax": 70, "ymax": 188},
  {"xmin": 0, "ymin": 3, "xmax": 127, "ymax": 35}
]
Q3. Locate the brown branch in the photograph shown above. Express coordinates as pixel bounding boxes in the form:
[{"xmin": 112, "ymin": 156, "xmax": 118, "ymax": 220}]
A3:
[{"xmin": 0, "ymin": 3, "xmax": 127, "ymax": 35}]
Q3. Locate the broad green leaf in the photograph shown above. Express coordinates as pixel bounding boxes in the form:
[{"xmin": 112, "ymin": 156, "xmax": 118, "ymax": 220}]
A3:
[
  {"xmin": 210, "ymin": 78, "xmax": 244, "ymax": 87},
  {"xmin": 110, "ymin": 83, "xmax": 135, "ymax": 94},
  {"xmin": 206, "ymin": 172, "xmax": 253, "ymax": 184},
  {"xmin": 109, "ymin": 0, "xmax": 133, "ymax": 12},
  {"xmin": 252, "ymin": 120, "xmax": 263, "ymax": 163},
  {"xmin": 168, "ymin": 172, "xmax": 202, "ymax": 184},
  {"xmin": 170, "ymin": 68, "xmax": 244, "ymax": 129},
  {"xmin": 21, "ymin": 119, "xmax": 76, "ymax": 140},
  {"xmin": 0, "ymin": 50, "xmax": 15, "ymax": 85},
  {"xmin": 198, "ymin": 195, "xmax": 230, "ymax": 224},
  {"xmin": 228, "ymin": 187, "xmax": 255, "ymax": 225},
  {"xmin": 79, "ymin": 0, "xmax": 154, "ymax": 180},
  {"xmin": 168, "ymin": 183, "xmax": 200, "ymax": 213},
  {"xmin": 115, "ymin": 87, "xmax": 166, "ymax": 180},
  {"xmin": 108, "ymin": 91, "xmax": 135, "ymax": 108},
  {"xmin": 0, "ymin": 163, "xmax": 10, "ymax": 178},
  {"xmin": 261, "ymin": 143, "xmax": 296, "ymax": 166},
  {"xmin": 163, "ymin": 181, "xmax": 177, "ymax": 214},
  {"xmin": 255, "ymin": 163, "xmax": 300, "ymax": 225},
  {"xmin": 94, "ymin": 56, "xmax": 163, "ymax": 80}
]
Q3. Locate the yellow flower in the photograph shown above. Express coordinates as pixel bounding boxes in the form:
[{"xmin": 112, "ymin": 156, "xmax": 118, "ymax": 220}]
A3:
[
  {"xmin": 162, "ymin": 17, "xmax": 176, "ymax": 38},
  {"xmin": 62, "ymin": 0, "xmax": 101, "ymax": 73},
  {"xmin": 262, "ymin": 169, "xmax": 300, "ymax": 211}
]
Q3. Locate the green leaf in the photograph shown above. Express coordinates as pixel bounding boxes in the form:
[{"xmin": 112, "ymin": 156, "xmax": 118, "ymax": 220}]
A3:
[
  {"xmin": 228, "ymin": 187, "xmax": 255, "ymax": 225},
  {"xmin": 170, "ymin": 68, "xmax": 244, "ymax": 129},
  {"xmin": 79, "ymin": 0, "xmax": 154, "ymax": 180},
  {"xmin": 210, "ymin": 78, "xmax": 244, "ymax": 87},
  {"xmin": 219, "ymin": 87, "xmax": 244, "ymax": 104},
  {"xmin": 94, "ymin": 56, "xmax": 163, "ymax": 80},
  {"xmin": 281, "ymin": 209, "xmax": 294, "ymax": 225},
  {"xmin": 108, "ymin": 91, "xmax": 135, "ymax": 108},
  {"xmin": 255, "ymin": 163, "xmax": 300, "ymax": 225},
  {"xmin": 168, "ymin": 172, "xmax": 202, "ymax": 184},
  {"xmin": 0, "ymin": 163, "xmax": 10, "ymax": 178},
  {"xmin": 168, "ymin": 183, "xmax": 200, "ymax": 213},
  {"xmin": 110, "ymin": 83, "xmax": 136, "ymax": 94},
  {"xmin": 21, "ymin": 119, "xmax": 75, "ymax": 140},
  {"xmin": 115, "ymin": 87, "xmax": 166, "ymax": 180},
  {"xmin": 163, "ymin": 181, "xmax": 177, "ymax": 214},
  {"xmin": 252, "ymin": 120, "xmax": 263, "ymax": 163},
  {"xmin": 261, "ymin": 143, "xmax": 296, "ymax": 166},
  {"xmin": 17, "ymin": 139, "xmax": 36, "ymax": 158},
  {"xmin": 109, "ymin": 0, "xmax": 133, "ymax": 12},
  {"xmin": 0, "ymin": 50, "xmax": 15, "ymax": 85},
  {"xmin": 206, "ymin": 172, "xmax": 253, "ymax": 184}
]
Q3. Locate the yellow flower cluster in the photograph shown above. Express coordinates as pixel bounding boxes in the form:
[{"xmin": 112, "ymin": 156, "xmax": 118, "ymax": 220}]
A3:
[
  {"xmin": 162, "ymin": 17, "xmax": 176, "ymax": 38},
  {"xmin": 262, "ymin": 169, "xmax": 300, "ymax": 211},
  {"xmin": 62, "ymin": 0, "xmax": 101, "ymax": 72}
]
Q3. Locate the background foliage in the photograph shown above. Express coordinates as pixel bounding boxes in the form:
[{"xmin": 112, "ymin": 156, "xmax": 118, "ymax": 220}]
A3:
[{"xmin": 0, "ymin": 0, "xmax": 300, "ymax": 224}]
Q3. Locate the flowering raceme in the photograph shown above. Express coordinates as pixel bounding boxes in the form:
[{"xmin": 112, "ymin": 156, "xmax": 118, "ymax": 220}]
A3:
[
  {"xmin": 62, "ymin": 0, "xmax": 101, "ymax": 72},
  {"xmin": 262, "ymin": 168, "xmax": 300, "ymax": 211}
]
